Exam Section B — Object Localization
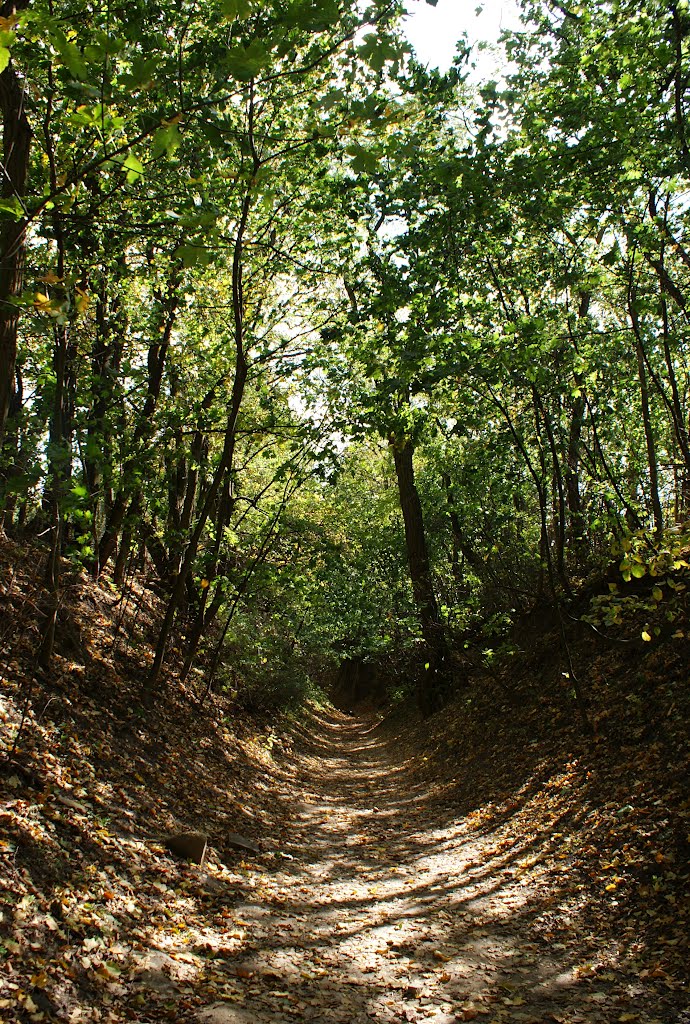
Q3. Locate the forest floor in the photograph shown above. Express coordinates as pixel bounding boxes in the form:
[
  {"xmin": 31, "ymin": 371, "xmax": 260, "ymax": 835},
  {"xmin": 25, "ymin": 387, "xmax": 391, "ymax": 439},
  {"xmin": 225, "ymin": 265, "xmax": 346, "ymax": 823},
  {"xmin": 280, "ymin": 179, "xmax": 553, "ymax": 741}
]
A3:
[{"xmin": 1, "ymin": 535, "xmax": 689, "ymax": 1023}]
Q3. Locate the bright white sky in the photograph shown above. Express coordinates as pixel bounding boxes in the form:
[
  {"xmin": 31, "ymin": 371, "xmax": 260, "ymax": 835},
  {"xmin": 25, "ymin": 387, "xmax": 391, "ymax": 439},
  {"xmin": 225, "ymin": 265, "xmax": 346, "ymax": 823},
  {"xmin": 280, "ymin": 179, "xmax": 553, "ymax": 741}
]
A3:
[{"xmin": 402, "ymin": 0, "xmax": 523, "ymax": 76}]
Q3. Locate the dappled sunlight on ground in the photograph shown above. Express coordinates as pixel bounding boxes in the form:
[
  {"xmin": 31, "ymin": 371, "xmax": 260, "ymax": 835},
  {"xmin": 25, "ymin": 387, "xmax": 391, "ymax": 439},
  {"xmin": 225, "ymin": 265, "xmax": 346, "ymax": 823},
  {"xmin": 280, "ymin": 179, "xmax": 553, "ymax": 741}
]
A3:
[
  {"xmin": 2, "ymin": 683, "xmax": 685, "ymax": 1023},
  {"xmin": 2, "ymin": 533, "xmax": 687, "ymax": 1023},
  {"xmin": 153, "ymin": 706, "xmax": 675, "ymax": 1024}
]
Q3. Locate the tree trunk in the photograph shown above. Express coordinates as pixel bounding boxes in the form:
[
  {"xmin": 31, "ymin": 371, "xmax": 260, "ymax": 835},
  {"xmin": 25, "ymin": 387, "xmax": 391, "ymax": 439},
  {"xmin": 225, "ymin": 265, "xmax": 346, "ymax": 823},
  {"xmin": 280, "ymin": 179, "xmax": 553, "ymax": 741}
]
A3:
[
  {"xmin": 628, "ymin": 280, "xmax": 663, "ymax": 532},
  {"xmin": 145, "ymin": 359, "xmax": 247, "ymax": 695},
  {"xmin": 38, "ymin": 321, "xmax": 69, "ymax": 666},
  {"xmin": 391, "ymin": 438, "xmax": 449, "ymax": 712},
  {"xmin": 565, "ymin": 390, "xmax": 586, "ymax": 548},
  {"xmin": 85, "ymin": 275, "xmax": 125, "ymax": 544},
  {"xmin": 144, "ymin": 96, "xmax": 260, "ymax": 698},
  {"xmin": 532, "ymin": 386, "xmax": 571, "ymax": 594},
  {"xmin": 441, "ymin": 471, "xmax": 482, "ymax": 578},
  {"xmin": 0, "ymin": 54, "xmax": 31, "ymax": 454},
  {"xmin": 1, "ymin": 363, "xmax": 22, "ymax": 527},
  {"xmin": 96, "ymin": 276, "xmax": 179, "ymax": 573},
  {"xmin": 634, "ymin": 332, "xmax": 663, "ymax": 532}
]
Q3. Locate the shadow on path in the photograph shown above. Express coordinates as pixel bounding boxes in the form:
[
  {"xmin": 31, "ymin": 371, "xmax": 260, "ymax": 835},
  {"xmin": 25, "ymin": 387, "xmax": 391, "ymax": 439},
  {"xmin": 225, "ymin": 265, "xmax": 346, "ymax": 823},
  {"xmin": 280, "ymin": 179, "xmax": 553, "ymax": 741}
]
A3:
[{"xmin": 156, "ymin": 706, "xmax": 677, "ymax": 1024}]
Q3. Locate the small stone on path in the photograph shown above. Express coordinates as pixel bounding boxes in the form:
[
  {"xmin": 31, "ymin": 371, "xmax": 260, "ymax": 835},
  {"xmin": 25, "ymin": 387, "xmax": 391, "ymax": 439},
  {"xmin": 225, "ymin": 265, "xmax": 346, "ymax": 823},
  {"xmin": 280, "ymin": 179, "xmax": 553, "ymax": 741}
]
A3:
[
  {"xmin": 197, "ymin": 1004, "xmax": 258, "ymax": 1023},
  {"xmin": 227, "ymin": 832, "xmax": 261, "ymax": 854},
  {"xmin": 165, "ymin": 831, "xmax": 208, "ymax": 864}
]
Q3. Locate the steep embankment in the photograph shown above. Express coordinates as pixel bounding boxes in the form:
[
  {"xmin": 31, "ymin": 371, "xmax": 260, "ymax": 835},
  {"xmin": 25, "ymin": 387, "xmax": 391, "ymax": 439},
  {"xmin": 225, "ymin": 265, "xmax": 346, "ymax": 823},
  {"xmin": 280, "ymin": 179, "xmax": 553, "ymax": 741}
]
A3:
[{"xmin": 1, "ymin": 537, "xmax": 689, "ymax": 1022}]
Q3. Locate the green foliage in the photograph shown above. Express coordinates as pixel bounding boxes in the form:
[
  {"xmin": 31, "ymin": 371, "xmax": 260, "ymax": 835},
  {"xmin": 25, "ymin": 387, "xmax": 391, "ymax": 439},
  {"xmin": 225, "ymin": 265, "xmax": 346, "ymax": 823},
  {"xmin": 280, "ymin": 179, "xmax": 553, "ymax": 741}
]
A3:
[
  {"xmin": 2, "ymin": 0, "xmax": 690, "ymax": 710},
  {"xmin": 586, "ymin": 527, "xmax": 690, "ymax": 640}
]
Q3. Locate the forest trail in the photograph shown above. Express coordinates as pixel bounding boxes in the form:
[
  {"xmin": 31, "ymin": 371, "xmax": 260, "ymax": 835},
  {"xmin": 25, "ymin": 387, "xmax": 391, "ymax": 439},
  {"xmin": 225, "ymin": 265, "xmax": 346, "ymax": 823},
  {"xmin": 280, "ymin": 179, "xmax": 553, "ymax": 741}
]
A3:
[{"xmin": 194, "ymin": 708, "xmax": 635, "ymax": 1024}]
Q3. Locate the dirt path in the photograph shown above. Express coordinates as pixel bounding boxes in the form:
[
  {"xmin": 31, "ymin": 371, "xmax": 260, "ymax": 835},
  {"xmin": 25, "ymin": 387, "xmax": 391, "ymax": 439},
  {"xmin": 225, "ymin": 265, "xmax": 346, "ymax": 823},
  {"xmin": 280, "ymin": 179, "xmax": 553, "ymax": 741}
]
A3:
[
  {"xmin": 2, "ymin": 541, "xmax": 687, "ymax": 1024},
  {"xmin": 191, "ymin": 708, "xmax": 653, "ymax": 1024}
]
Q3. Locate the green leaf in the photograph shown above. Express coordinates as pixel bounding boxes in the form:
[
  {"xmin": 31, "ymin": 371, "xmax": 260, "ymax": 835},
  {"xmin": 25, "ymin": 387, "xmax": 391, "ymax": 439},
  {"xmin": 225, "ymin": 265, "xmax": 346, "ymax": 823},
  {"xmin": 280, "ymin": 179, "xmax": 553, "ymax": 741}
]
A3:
[
  {"xmin": 0, "ymin": 196, "xmax": 23, "ymax": 219},
  {"xmin": 119, "ymin": 55, "xmax": 157, "ymax": 89},
  {"xmin": 123, "ymin": 153, "xmax": 145, "ymax": 183},
  {"xmin": 4, "ymin": 473, "xmax": 33, "ymax": 495},
  {"xmin": 219, "ymin": 0, "xmax": 253, "ymax": 19},
  {"xmin": 56, "ymin": 39, "xmax": 88, "ymax": 80},
  {"xmin": 356, "ymin": 32, "xmax": 401, "ymax": 73},
  {"xmin": 346, "ymin": 144, "xmax": 379, "ymax": 175},
  {"xmin": 175, "ymin": 243, "xmax": 212, "ymax": 268},
  {"xmin": 152, "ymin": 122, "xmax": 182, "ymax": 160},
  {"xmin": 226, "ymin": 40, "xmax": 269, "ymax": 81},
  {"xmin": 200, "ymin": 119, "xmax": 225, "ymax": 150},
  {"xmin": 630, "ymin": 563, "xmax": 646, "ymax": 579},
  {"xmin": 290, "ymin": 0, "xmax": 340, "ymax": 30},
  {"xmin": 0, "ymin": 46, "xmax": 10, "ymax": 74}
]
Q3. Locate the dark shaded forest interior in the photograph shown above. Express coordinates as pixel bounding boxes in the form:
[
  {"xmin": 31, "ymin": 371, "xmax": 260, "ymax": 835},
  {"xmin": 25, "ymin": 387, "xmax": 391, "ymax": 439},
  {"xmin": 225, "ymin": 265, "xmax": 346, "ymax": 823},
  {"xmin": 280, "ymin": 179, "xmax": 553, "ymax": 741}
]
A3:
[{"xmin": 1, "ymin": 0, "xmax": 690, "ymax": 1020}]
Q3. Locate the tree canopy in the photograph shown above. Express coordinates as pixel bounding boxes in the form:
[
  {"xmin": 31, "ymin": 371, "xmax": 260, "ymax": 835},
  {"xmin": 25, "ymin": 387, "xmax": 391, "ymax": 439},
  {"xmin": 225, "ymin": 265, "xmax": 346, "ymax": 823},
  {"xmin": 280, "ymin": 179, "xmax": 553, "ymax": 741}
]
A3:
[{"xmin": 2, "ymin": 0, "xmax": 689, "ymax": 711}]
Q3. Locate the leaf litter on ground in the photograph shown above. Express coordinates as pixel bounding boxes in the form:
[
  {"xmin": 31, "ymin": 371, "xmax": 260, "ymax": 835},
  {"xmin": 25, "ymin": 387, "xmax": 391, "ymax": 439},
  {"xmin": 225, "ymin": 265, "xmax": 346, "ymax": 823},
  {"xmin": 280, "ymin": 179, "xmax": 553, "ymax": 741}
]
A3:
[{"xmin": 0, "ymin": 535, "xmax": 688, "ymax": 1023}]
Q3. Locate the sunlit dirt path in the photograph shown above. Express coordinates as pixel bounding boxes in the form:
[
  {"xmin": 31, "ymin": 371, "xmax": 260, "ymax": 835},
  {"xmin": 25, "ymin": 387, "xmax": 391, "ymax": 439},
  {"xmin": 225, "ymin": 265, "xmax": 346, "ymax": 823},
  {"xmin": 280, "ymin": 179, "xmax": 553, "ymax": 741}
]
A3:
[{"xmin": 193, "ymin": 708, "xmax": 641, "ymax": 1024}]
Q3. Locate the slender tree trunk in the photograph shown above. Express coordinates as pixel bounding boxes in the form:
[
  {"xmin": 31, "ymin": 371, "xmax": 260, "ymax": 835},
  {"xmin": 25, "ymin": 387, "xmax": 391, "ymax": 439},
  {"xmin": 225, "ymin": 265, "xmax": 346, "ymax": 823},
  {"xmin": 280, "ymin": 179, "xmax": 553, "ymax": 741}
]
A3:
[
  {"xmin": 203, "ymin": 501, "xmax": 286, "ymax": 694},
  {"xmin": 96, "ymin": 275, "xmax": 179, "ymax": 573},
  {"xmin": 145, "ymin": 359, "xmax": 247, "ymax": 695},
  {"xmin": 628, "ymin": 277, "xmax": 663, "ymax": 532},
  {"xmin": 180, "ymin": 584, "xmax": 225, "ymax": 684},
  {"xmin": 532, "ymin": 386, "xmax": 571, "ymax": 593},
  {"xmin": 583, "ymin": 393, "xmax": 641, "ymax": 529},
  {"xmin": 441, "ymin": 472, "xmax": 482, "ymax": 578},
  {"xmin": 485, "ymin": 381, "xmax": 554, "ymax": 599},
  {"xmin": 634, "ymin": 333, "xmax": 663, "ymax": 532},
  {"xmin": 144, "ymin": 106, "xmax": 260, "ymax": 696},
  {"xmin": 1, "ymin": 364, "xmax": 22, "ymax": 527},
  {"xmin": 38, "ymin": 321, "xmax": 68, "ymax": 666},
  {"xmin": 565, "ymin": 391, "xmax": 586, "ymax": 545},
  {"xmin": 391, "ymin": 437, "xmax": 449, "ymax": 711},
  {"xmin": 85, "ymin": 275, "xmax": 125, "ymax": 544},
  {"xmin": 113, "ymin": 522, "xmax": 133, "ymax": 586},
  {"xmin": 634, "ymin": 247, "xmax": 690, "ymax": 479},
  {"xmin": 37, "ymin": 59, "xmax": 71, "ymax": 667},
  {"xmin": 0, "ymin": 50, "xmax": 31, "ymax": 455}
]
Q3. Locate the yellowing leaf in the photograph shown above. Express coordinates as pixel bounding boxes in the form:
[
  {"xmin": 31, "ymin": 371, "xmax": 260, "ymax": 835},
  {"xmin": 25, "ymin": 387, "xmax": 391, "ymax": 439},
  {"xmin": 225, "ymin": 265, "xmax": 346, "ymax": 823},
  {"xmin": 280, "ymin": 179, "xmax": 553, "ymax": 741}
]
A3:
[
  {"xmin": 94, "ymin": 964, "xmax": 113, "ymax": 980},
  {"xmin": 641, "ymin": 630, "xmax": 652, "ymax": 642}
]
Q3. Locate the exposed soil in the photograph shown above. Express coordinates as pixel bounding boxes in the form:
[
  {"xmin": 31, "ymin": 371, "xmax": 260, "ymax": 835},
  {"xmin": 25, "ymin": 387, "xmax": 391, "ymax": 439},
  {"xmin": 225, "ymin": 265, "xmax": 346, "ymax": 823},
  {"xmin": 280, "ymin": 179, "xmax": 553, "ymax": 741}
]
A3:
[
  {"xmin": 1, "ymin": 537, "xmax": 689, "ymax": 1023},
  {"xmin": 185, "ymin": 706, "xmax": 685, "ymax": 1024}
]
